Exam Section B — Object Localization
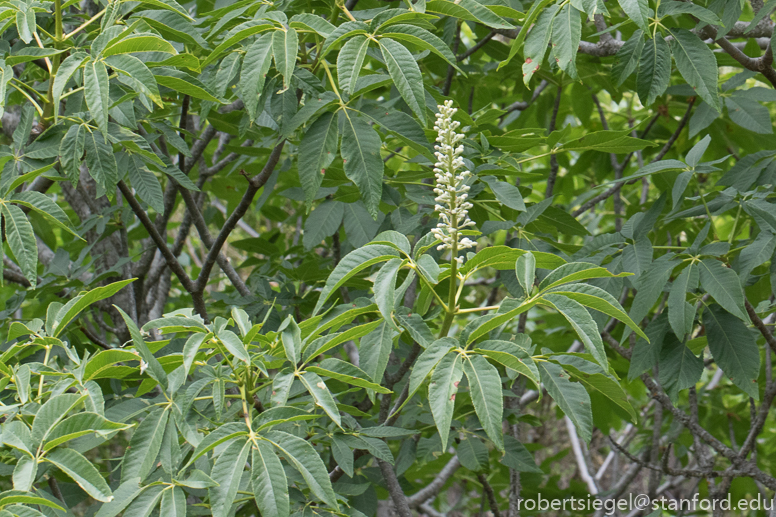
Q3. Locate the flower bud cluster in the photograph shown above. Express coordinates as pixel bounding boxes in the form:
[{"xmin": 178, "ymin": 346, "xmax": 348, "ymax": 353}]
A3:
[{"xmin": 430, "ymin": 101, "xmax": 475, "ymax": 265}]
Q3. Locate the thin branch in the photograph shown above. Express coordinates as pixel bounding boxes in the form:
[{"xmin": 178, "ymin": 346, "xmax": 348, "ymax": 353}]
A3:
[
  {"xmin": 477, "ymin": 473, "xmax": 503, "ymax": 517},
  {"xmin": 195, "ymin": 140, "xmax": 286, "ymax": 293},
  {"xmin": 407, "ymin": 456, "xmax": 462, "ymax": 507},
  {"xmin": 457, "ymin": 31, "xmax": 496, "ymax": 61},
  {"xmin": 545, "ymin": 85, "xmax": 563, "ymax": 198},
  {"xmin": 378, "ymin": 459, "xmax": 413, "ymax": 517},
  {"xmin": 117, "ymin": 180, "xmax": 196, "ymax": 293},
  {"xmin": 566, "ymin": 416, "xmax": 599, "ymax": 495},
  {"xmin": 573, "ymin": 99, "xmax": 695, "ymax": 217}
]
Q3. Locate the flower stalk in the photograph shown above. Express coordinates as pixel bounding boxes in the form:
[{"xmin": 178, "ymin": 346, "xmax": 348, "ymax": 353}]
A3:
[{"xmin": 432, "ymin": 101, "xmax": 474, "ymax": 336}]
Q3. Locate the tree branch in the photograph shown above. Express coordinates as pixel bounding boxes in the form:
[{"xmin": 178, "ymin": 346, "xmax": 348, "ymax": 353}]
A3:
[{"xmin": 573, "ymin": 98, "xmax": 695, "ymax": 217}]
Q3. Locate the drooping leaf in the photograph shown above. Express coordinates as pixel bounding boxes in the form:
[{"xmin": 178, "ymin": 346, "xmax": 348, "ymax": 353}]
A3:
[
  {"xmin": 703, "ymin": 305, "xmax": 760, "ymax": 399},
  {"xmin": 463, "ymin": 354, "xmax": 504, "ymax": 451},
  {"xmin": 637, "ymin": 34, "xmax": 671, "ymax": 107},
  {"xmin": 341, "ymin": 113, "xmax": 385, "ymax": 218},
  {"xmin": 379, "ymin": 38, "xmax": 426, "ymax": 124},
  {"xmin": 538, "ymin": 361, "xmax": 593, "ymax": 442},
  {"xmin": 428, "ymin": 352, "xmax": 464, "ymax": 449}
]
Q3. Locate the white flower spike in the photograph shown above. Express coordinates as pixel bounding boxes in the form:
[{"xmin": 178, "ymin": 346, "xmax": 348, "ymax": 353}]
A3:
[{"xmin": 430, "ymin": 101, "xmax": 475, "ymax": 265}]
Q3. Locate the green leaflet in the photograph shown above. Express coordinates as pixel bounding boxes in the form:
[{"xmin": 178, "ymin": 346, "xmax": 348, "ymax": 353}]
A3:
[
  {"xmin": 428, "ymin": 352, "xmax": 464, "ymax": 449},
  {"xmin": 378, "ymin": 38, "xmax": 426, "ymax": 124},
  {"xmin": 553, "ymin": 355, "xmax": 638, "ymax": 423},
  {"xmin": 538, "ymin": 361, "xmax": 593, "ymax": 442},
  {"xmin": 551, "ymin": 5, "xmax": 581, "ymax": 79},
  {"xmin": 83, "ymin": 129, "xmax": 119, "ymax": 194},
  {"xmin": 426, "ymin": 0, "xmax": 514, "ymax": 29},
  {"xmin": 618, "ymin": 0, "xmax": 649, "ymax": 31},
  {"xmin": 159, "ymin": 487, "xmax": 186, "ymax": 517},
  {"xmin": 612, "ymin": 31, "xmax": 644, "ymax": 86},
  {"xmin": 84, "ymin": 59, "xmax": 110, "ymax": 136},
  {"xmin": 303, "ymin": 200, "xmax": 344, "ymax": 249},
  {"xmin": 52, "ymin": 52, "xmax": 88, "ymax": 120},
  {"xmin": 340, "ymin": 112, "xmax": 385, "ymax": 218},
  {"xmin": 31, "ymin": 393, "xmax": 84, "ymax": 446},
  {"xmin": 457, "ymin": 435, "xmax": 489, "ymax": 471},
  {"xmin": 54, "ymin": 279, "xmax": 135, "ymax": 337},
  {"xmin": 105, "ymin": 55, "xmax": 163, "ymax": 107},
  {"xmin": 45, "ymin": 448, "xmax": 113, "ymax": 502},
  {"xmin": 463, "ymin": 354, "xmax": 504, "ymax": 451},
  {"xmin": 658, "ymin": 334, "xmax": 703, "ymax": 401},
  {"xmin": 272, "ymin": 28, "xmax": 298, "ymax": 90},
  {"xmin": 306, "ymin": 358, "xmax": 392, "ymax": 393},
  {"xmin": 127, "ymin": 161, "xmax": 164, "ymax": 213},
  {"xmin": 337, "ymin": 35, "xmax": 370, "ymax": 95},
  {"xmin": 561, "ymin": 129, "xmax": 655, "ymax": 153},
  {"xmin": 360, "ymin": 322, "xmax": 397, "ymax": 389},
  {"xmin": 725, "ymin": 95, "xmax": 774, "ymax": 135},
  {"xmin": 59, "ymin": 124, "xmax": 86, "ymax": 182},
  {"xmin": 263, "ymin": 430, "xmax": 339, "ymax": 509},
  {"xmin": 12, "ymin": 455, "xmax": 36, "ymax": 492},
  {"xmin": 636, "ymin": 34, "xmax": 671, "ymax": 107},
  {"xmin": 298, "ymin": 112, "xmax": 339, "ymax": 208},
  {"xmin": 209, "ymin": 438, "xmax": 251, "ymax": 517},
  {"xmin": 520, "ymin": 4, "xmax": 558, "ymax": 87},
  {"xmin": 154, "ymin": 68, "xmax": 223, "ymax": 102},
  {"xmin": 475, "ymin": 340, "xmax": 540, "ymax": 391},
  {"xmin": 252, "ymin": 441, "xmax": 290, "ymax": 517},
  {"xmin": 298, "ymin": 371, "xmax": 342, "ymax": 427},
  {"xmin": 279, "ymin": 315, "xmax": 302, "ymax": 364},
  {"xmin": 44, "ymin": 412, "xmax": 129, "ymax": 451},
  {"xmin": 515, "ymin": 251, "xmax": 536, "ymax": 294},
  {"xmin": 379, "ymin": 24, "xmax": 458, "ymax": 67},
  {"xmin": 122, "ymin": 408, "xmax": 169, "ymax": 482},
  {"xmin": 545, "ymin": 283, "xmax": 648, "ymax": 340},
  {"xmin": 703, "ymin": 305, "xmax": 760, "ymax": 400},
  {"xmin": 2, "ymin": 204, "xmax": 38, "ymax": 287},
  {"xmin": 667, "ymin": 29, "xmax": 721, "ymax": 112},
  {"xmin": 539, "ymin": 262, "xmax": 628, "ymax": 291},
  {"xmin": 668, "ymin": 263, "xmax": 698, "ymax": 341},
  {"xmin": 102, "ymin": 35, "xmax": 177, "ymax": 57},
  {"xmin": 698, "ymin": 259, "xmax": 748, "ymax": 321},
  {"xmin": 314, "ymin": 245, "xmax": 399, "ymax": 314},
  {"xmin": 240, "ymin": 33, "xmax": 274, "ymax": 121},
  {"xmin": 374, "ymin": 258, "xmax": 403, "ymax": 327},
  {"xmin": 539, "ymin": 294, "xmax": 608, "ymax": 370}
]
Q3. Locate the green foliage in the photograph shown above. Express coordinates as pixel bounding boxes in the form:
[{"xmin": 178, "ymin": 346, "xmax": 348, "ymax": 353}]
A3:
[{"xmin": 1, "ymin": 0, "xmax": 776, "ymax": 515}]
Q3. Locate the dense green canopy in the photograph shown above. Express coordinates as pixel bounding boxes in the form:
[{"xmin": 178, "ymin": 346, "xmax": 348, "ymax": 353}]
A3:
[{"xmin": 0, "ymin": 0, "xmax": 775, "ymax": 515}]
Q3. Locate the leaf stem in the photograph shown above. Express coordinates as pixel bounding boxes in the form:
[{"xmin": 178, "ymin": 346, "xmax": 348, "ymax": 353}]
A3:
[{"xmin": 62, "ymin": 8, "xmax": 107, "ymax": 41}]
